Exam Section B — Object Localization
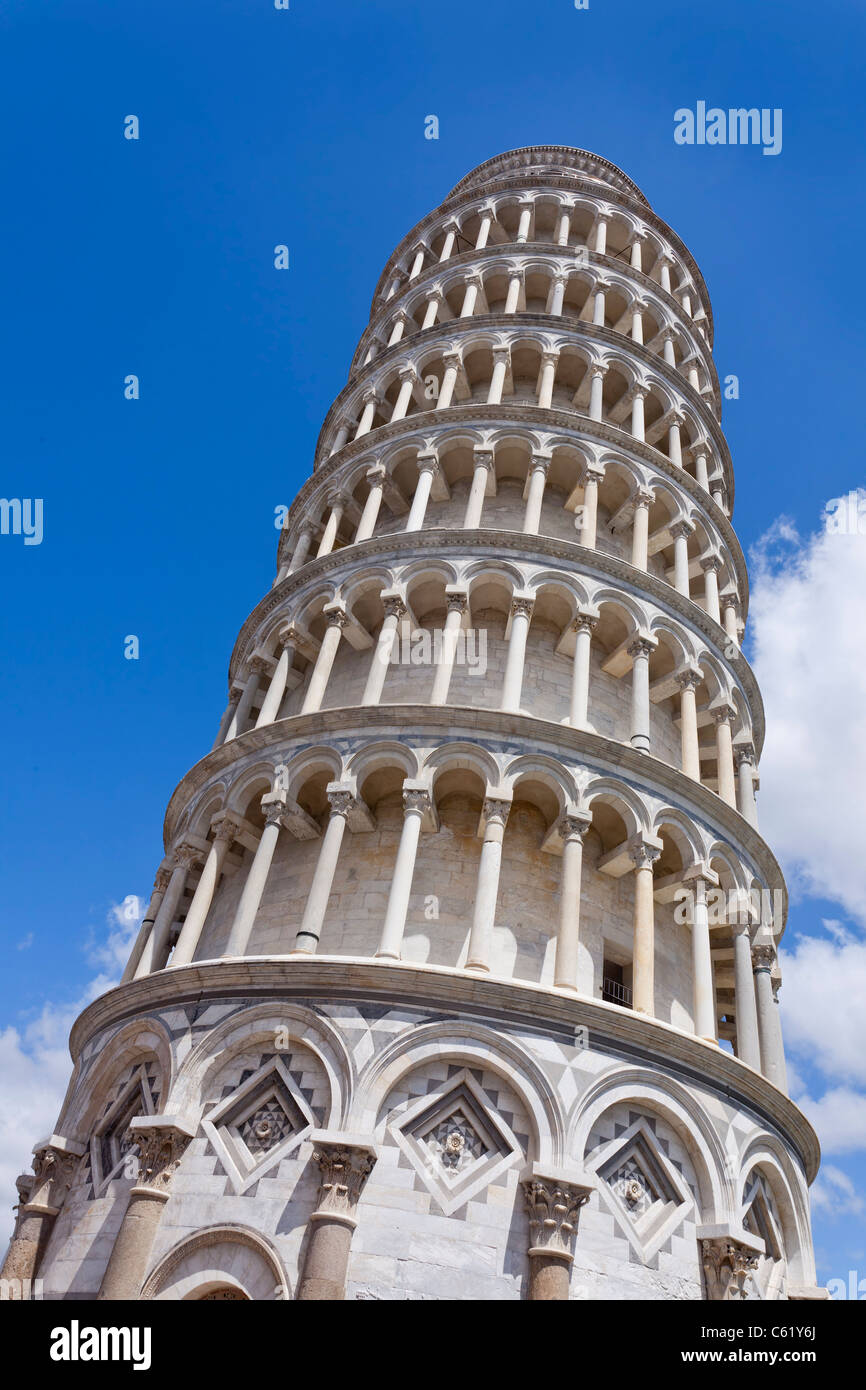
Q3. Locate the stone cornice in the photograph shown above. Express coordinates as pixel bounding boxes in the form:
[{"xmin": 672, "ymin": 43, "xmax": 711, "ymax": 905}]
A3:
[
  {"xmin": 162, "ymin": 705, "xmax": 781, "ymax": 921},
  {"xmin": 370, "ymin": 173, "xmax": 714, "ymax": 343},
  {"xmin": 315, "ymin": 317, "xmax": 730, "ymax": 495},
  {"xmin": 66, "ymin": 957, "xmax": 818, "ymax": 1183},
  {"xmin": 353, "ymin": 245, "xmax": 720, "ymax": 411},
  {"xmin": 447, "ymin": 147, "xmax": 651, "ymax": 204},
  {"xmin": 256, "ymin": 531, "xmax": 758, "ymax": 744}
]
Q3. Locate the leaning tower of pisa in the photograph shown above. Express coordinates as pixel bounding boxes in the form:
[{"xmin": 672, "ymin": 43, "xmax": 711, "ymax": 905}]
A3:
[{"xmin": 5, "ymin": 146, "xmax": 824, "ymax": 1302}]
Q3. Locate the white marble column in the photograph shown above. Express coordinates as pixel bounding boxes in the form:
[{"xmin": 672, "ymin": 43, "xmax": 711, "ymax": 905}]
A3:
[
  {"xmin": 225, "ymin": 660, "xmax": 266, "ymax": 740},
  {"xmin": 421, "ymin": 290, "xmax": 443, "ymax": 330},
  {"xmin": 701, "ymin": 556, "xmax": 722, "ymax": 624},
  {"xmin": 663, "ymin": 333, "xmax": 676, "ymax": 367},
  {"xmin": 466, "ymin": 798, "xmax": 511, "ymax": 972},
  {"xmin": 430, "ymin": 591, "xmax": 468, "ymax": 704},
  {"xmin": 736, "ymin": 744, "xmax": 759, "ymax": 828},
  {"xmin": 523, "ymin": 455, "xmax": 549, "ymax": 534},
  {"xmin": 171, "ymin": 816, "xmax": 239, "ymax": 968},
  {"xmin": 354, "ymin": 390, "xmax": 381, "ymax": 440},
  {"xmin": 630, "ymin": 234, "xmax": 645, "ymax": 272},
  {"xmin": 500, "ymin": 596, "xmax": 534, "ymax": 712},
  {"xmin": 713, "ymin": 704, "xmax": 737, "ymax": 808},
  {"xmin": 556, "ymin": 207, "xmax": 572, "ymax": 245},
  {"xmin": 668, "ymin": 412, "xmax": 684, "ymax": 467},
  {"xmin": 549, "ymin": 275, "xmax": 567, "ymax": 316},
  {"xmin": 537, "ymin": 351, "xmax": 558, "ymax": 409},
  {"xmin": 436, "ymin": 351, "xmax": 461, "ymax": 410},
  {"xmin": 288, "ymin": 525, "xmax": 313, "ymax": 575},
  {"xmin": 255, "ymin": 629, "xmax": 296, "ymax": 728},
  {"xmin": 354, "ymin": 464, "xmax": 386, "ymax": 542},
  {"xmin": 516, "ymin": 199, "xmax": 534, "ymax": 243},
  {"xmin": 121, "ymin": 867, "xmax": 171, "ymax": 984},
  {"xmin": 475, "ymin": 209, "xmax": 494, "ymax": 249},
  {"xmin": 578, "ymin": 466, "xmax": 604, "ymax": 548},
  {"xmin": 631, "ymin": 300, "xmax": 644, "ymax": 345},
  {"xmin": 658, "ymin": 256, "xmax": 672, "ymax": 293},
  {"xmin": 317, "ymin": 494, "xmax": 347, "ymax": 558},
  {"xmin": 487, "ymin": 346, "xmax": 510, "ymax": 405},
  {"xmin": 293, "ymin": 791, "xmax": 356, "ymax": 954},
  {"xmin": 630, "ymin": 386, "xmax": 647, "ymax": 441},
  {"xmin": 693, "ymin": 448, "xmax": 710, "ymax": 492},
  {"xmin": 631, "ymin": 489, "xmax": 653, "ymax": 570},
  {"xmin": 504, "ymin": 270, "xmax": 523, "ymax": 313},
  {"xmin": 224, "ymin": 796, "xmax": 287, "ymax": 956},
  {"xmin": 439, "ymin": 220, "xmax": 460, "ymax": 260},
  {"xmin": 553, "ymin": 814, "xmax": 591, "ymax": 991},
  {"xmin": 733, "ymin": 921, "xmax": 761, "ymax": 1070},
  {"xmin": 362, "ymin": 594, "xmax": 406, "ymax": 706},
  {"xmin": 301, "ymin": 607, "xmax": 346, "ymax": 715},
  {"xmin": 390, "ymin": 366, "xmax": 418, "ymax": 422},
  {"xmin": 387, "ymin": 310, "xmax": 411, "ymax": 346},
  {"xmin": 459, "ymin": 273, "xmax": 484, "ymax": 318},
  {"xmin": 568, "ymin": 614, "xmax": 597, "ymax": 729},
  {"xmin": 628, "ymin": 637, "xmax": 655, "ymax": 752},
  {"xmin": 752, "ymin": 944, "xmax": 788, "ymax": 1092},
  {"xmin": 722, "ymin": 596, "xmax": 740, "ymax": 648},
  {"xmin": 594, "ymin": 215, "xmax": 608, "ymax": 254},
  {"xmin": 676, "ymin": 669, "xmax": 702, "ymax": 781},
  {"xmin": 672, "ymin": 521, "xmax": 693, "ymax": 597},
  {"xmin": 405, "ymin": 453, "xmax": 438, "ymax": 531},
  {"xmin": 592, "ymin": 283, "xmax": 607, "ymax": 326},
  {"xmin": 464, "ymin": 449, "xmax": 493, "ymax": 528},
  {"xmin": 589, "ymin": 364, "xmax": 606, "ymax": 421},
  {"xmin": 376, "ymin": 789, "xmax": 434, "ymax": 959},
  {"xmin": 134, "ymin": 846, "xmax": 201, "ymax": 977},
  {"xmin": 687, "ymin": 872, "xmax": 717, "ymax": 1042},
  {"xmin": 631, "ymin": 840, "xmax": 660, "ymax": 1016}
]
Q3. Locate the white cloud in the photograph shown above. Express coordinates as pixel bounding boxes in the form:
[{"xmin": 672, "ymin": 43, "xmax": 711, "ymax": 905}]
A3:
[
  {"xmin": 0, "ymin": 898, "xmax": 143, "ymax": 1239},
  {"xmin": 797, "ymin": 1087, "xmax": 866, "ymax": 1156},
  {"xmin": 748, "ymin": 497, "xmax": 866, "ymax": 922},
  {"xmin": 811, "ymin": 1164, "xmax": 864, "ymax": 1217},
  {"xmin": 781, "ymin": 927, "xmax": 866, "ymax": 1087}
]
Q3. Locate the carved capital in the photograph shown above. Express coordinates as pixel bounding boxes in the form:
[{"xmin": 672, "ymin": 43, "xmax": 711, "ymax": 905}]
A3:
[
  {"xmin": 511, "ymin": 596, "xmax": 534, "ymax": 621},
  {"xmin": 559, "ymin": 813, "xmax": 592, "ymax": 843},
  {"xmin": 522, "ymin": 1174, "xmax": 592, "ymax": 1262},
  {"xmin": 312, "ymin": 1141, "xmax": 377, "ymax": 1224},
  {"xmin": 446, "ymin": 591, "xmax": 469, "ymax": 616},
  {"xmin": 27, "ymin": 1146, "xmax": 80, "ymax": 1214},
  {"xmin": 382, "ymin": 594, "xmax": 408, "ymax": 621},
  {"xmin": 752, "ymin": 943, "xmax": 776, "ymax": 973},
  {"xmin": 482, "ymin": 798, "xmax": 511, "ymax": 829},
  {"xmin": 630, "ymin": 840, "xmax": 661, "ymax": 872},
  {"xmin": 153, "ymin": 866, "xmax": 172, "ymax": 894},
  {"xmin": 570, "ymin": 612, "xmax": 598, "ymax": 636},
  {"xmin": 175, "ymin": 842, "xmax": 204, "ymax": 871},
  {"xmin": 701, "ymin": 1236, "xmax": 759, "ymax": 1301},
  {"xmin": 129, "ymin": 1122, "xmax": 193, "ymax": 1198},
  {"xmin": 675, "ymin": 667, "xmax": 703, "ymax": 694},
  {"xmin": 327, "ymin": 789, "xmax": 358, "ymax": 820},
  {"xmin": 627, "ymin": 636, "xmax": 655, "ymax": 662},
  {"xmin": 403, "ymin": 788, "xmax": 433, "ymax": 818}
]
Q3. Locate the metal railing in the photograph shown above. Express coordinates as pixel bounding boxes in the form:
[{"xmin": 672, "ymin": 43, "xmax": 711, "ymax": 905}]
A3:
[{"xmin": 602, "ymin": 977, "xmax": 633, "ymax": 1007}]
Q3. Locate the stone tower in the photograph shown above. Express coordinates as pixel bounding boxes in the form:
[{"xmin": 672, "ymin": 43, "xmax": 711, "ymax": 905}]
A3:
[{"xmin": 5, "ymin": 146, "xmax": 824, "ymax": 1302}]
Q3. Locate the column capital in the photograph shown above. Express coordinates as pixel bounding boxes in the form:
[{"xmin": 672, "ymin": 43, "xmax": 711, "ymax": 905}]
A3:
[
  {"xmin": 491, "ymin": 344, "xmax": 511, "ymax": 363},
  {"xmin": 633, "ymin": 486, "xmax": 654, "ymax": 510},
  {"xmin": 323, "ymin": 604, "xmax": 349, "ymax": 629},
  {"xmin": 248, "ymin": 653, "xmax": 270, "ymax": 677},
  {"xmin": 309, "ymin": 1135, "xmax": 378, "ymax": 1229},
  {"xmin": 510, "ymin": 595, "xmax": 535, "ymax": 621},
  {"xmin": 711, "ymin": 701, "xmax": 736, "ymax": 727},
  {"xmin": 127, "ymin": 1117, "xmax": 195, "ymax": 1200},
  {"xmin": 364, "ymin": 461, "xmax": 387, "ymax": 484},
  {"xmin": 670, "ymin": 518, "xmax": 695, "ymax": 541},
  {"xmin": 735, "ymin": 741, "xmax": 756, "ymax": 768},
  {"xmin": 540, "ymin": 348, "xmax": 560, "ymax": 367},
  {"xmin": 627, "ymin": 635, "xmax": 656, "ymax": 661},
  {"xmin": 441, "ymin": 348, "xmax": 463, "ymax": 369},
  {"xmin": 382, "ymin": 593, "xmax": 408, "ymax": 622},
  {"xmin": 558, "ymin": 812, "xmax": 592, "ymax": 842},
  {"xmin": 210, "ymin": 812, "xmax": 242, "ymax": 846},
  {"xmin": 589, "ymin": 359, "xmax": 609, "ymax": 379},
  {"xmin": 752, "ymin": 942, "xmax": 777, "ymax": 972},
  {"xmin": 481, "ymin": 796, "xmax": 512, "ymax": 830},
  {"xmin": 570, "ymin": 610, "xmax": 598, "ymax": 636},
  {"xmin": 26, "ymin": 1142, "xmax": 84, "ymax": 1215},
  {"xmin": 445, "ymin": 588, "xmax": 470, "ymax": 615},
  {"xmin": 529, "ymin": 451, "xmax": 552, "ymax": 475},
  {"xmin": 174, "ymin": 841, "xmax": 205, "ymax": 871},
  {"xmin": 582, "ymin": 462, "xmax": 606, "ymax": 487},
  {"xmin": 472, "ymin": 446, "xmax": 495, "ymax": 470},
  {"xmin": 397, "ymin": 363, "xmax": 419, "ymax": 384},
  {"xmin": 522, "ymin": 1165, "xmax": 594, "ymax": 1263},
  {"xmin": 675, "ymin": 664, "xmax": 703, "ymax": 693},
  {"xmin": 629, "ymin": 836, "xmax": 662, "ymax": 871},
  {"xmin": 402, "ymin": 786, "xmax": 435, "ymax": 821},
  {"xmin": 416, "ymin": 449, "xmax": 439, "ymax": 476},
  {"xmin": 153, "ymin": 865, "xmax": 173, "ymax": 894},
  {"xmin": 701, "ymin": 552, "xmax": 724, "ymax": 574},
  {"xmin": 700, "ymin": 1234, "xmax": 762, "ymax": 1301}
]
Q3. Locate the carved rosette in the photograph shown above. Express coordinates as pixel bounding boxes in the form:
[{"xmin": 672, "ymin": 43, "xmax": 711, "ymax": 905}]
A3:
[
  {"xmin": 701, "ymin": 1236, "xmax": 759, "ymax": 1301},
  {"xmin": 522, "ymin": 1176, "xmax": 592, "ymax": 1262},
  {"xmin": 312, "ymin": 1142, "xmax": 377, "ymax": 1226}
]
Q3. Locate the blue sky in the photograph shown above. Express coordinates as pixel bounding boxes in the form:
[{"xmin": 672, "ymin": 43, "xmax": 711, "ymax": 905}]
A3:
[{"xmin": 1, "ymin": 0, "xmax": 865, "ymax": 1290}]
